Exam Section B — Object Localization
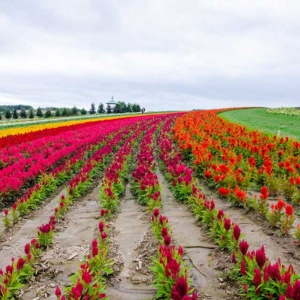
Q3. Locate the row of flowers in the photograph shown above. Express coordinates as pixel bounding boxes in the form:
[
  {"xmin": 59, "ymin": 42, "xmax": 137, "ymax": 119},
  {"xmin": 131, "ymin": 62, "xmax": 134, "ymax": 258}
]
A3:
[
  {"xmin": 131, "ymin": 118, "xmax": 198, "ymax": 300},
  {"xmin": 54, "ymin": 117, "xmax": 162, "ymax": 299},
  {"xmin": 0, "ymin": 124, "xmax": 134, "ymax": 299},
  {"xmin": 2, "ymin": 133, "xmax": 113, "ymax": 229},
  {"xmin": 0, "ymin": 113, "xmax": 147, "ymax": 139},
  {"xmin": 173, "ymin": 110, "xmax": 300, "ymax": 239},
  {"xmin": 0, "ymin": 118, "xmax": 133, "ymax": 204},
  {"xmin": 156, "ymin": 119, "xmax": 300, "ymax": 299},
  {"xmin": 173, "ymin": 110, "xmax": 300, "ymax": 203}
]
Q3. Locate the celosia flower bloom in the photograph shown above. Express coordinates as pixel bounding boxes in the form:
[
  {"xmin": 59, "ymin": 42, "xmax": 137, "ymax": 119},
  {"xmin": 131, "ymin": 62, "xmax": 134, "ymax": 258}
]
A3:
[
  {"xmin": 239, "ymin": 240, "xmax": 249, "ymax": 256},
  {"xmin": 233, "ymin": 224, "xmax": 241, "ymax": 241},
  {"xmin": 164, "ymin": 235, "xmax": 171, "ymax": 246},
  {"xmin": 285, "ymin": 204, "xmax": 293, "ymax": 216}
]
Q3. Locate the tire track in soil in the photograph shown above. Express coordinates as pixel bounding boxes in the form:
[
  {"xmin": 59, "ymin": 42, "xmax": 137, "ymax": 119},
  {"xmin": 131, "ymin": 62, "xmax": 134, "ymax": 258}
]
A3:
[
  {"xmin": 21, "ymin": 181, "xmax": 103, "ymax": 299},
  {"xmin": 0, "ymin": 188, "xmax": 67, "ymax": 270},
  {"xmin": 106, "ymin": 185, "xmax": 157, "ymax": 300},
  {"xmin": 157, "ymin": 169, "xmax": 229, "ymax": 300}
]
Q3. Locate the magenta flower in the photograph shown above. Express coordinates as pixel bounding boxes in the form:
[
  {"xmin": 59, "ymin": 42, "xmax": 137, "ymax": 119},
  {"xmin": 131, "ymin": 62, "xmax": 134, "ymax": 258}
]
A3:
[
  {"xmin": 233, "ymin": 224, "xmax": 241, "ymax": 241},
  {"xmin": 239, "ymin": 240, "xmax": 249, "ymax": 255},
  {"xmin": 164, "ymin": 235, "xmax": 171, "ymax": 246},
  {"xmin": 224, "ymin": 218, "xmax": 231, "ymax": 231}
]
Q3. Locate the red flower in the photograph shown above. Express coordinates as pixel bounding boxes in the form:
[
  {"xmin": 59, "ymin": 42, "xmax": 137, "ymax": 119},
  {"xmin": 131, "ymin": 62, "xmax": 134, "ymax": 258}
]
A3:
[
  {"xmin": 240, "ymin": 259, "xmax": 246, "ymax": 276},
  {"xmin": 277, "ymin": 198, "xmax": 286, "ymax": 210},
  {"xmin": 24, "ymin": 243, "xmax": 30, "ymax": 255},
  {"xmin": 224, "ymin": 218, "xmax": 231, "ymax": 231},
  {"xmin": 217, "ymin": 209, "xmax": 224, "ymax": 220},
  {"xmin": 233, "ymin": 224, "xmax": 241, "ymax": 241},
  {"xmin": 178, "ymin": 246, "xmax": 184, "ymax": 256},
  {"xmin": 255, "ymin": 245, "xmax": 267, "ymax": 269},
  {"xmin": 164, "ymin": 235, "xmax": 171, "ymax": 246},
  {"xmin": 253, "ymin": 268, "xmax": 262, "ymax": 293},
  {"xmin": 153, "ymin": 208, "xmax": 160, "ymax": 217},
  {"xmin": 170, "ymin": 276, "xmax": 189, "ymax": 300},
  {"xmin": 16, "ymin": 258, "xmax": 26, "ymax": 270},
  {"xmin": 219, "ymin": 187, "xmax": 229, "ymax": 196},
  {"xmin": 161, "ymin": 227, "xmax": 168, "ymax": 237},
  {"xmin": 286, "ymin": 204, "xmax": 293, "ymax": 216},
  {"xmin": 82, "ymin": 271, "xmax": 92, "ymax": 284},
  {"xmin": 55, "ymin": 286, "xmax": 62, "ymax": 297},
  {"xmin": 101, "ymin": 232, "xmax": 107, "ymax": 240},
  {"xmin": 98, "ymin": 222, "xmax": 104, "ymax": 233},
  {"xmin": 92, "ymin": 246, "xmax": 98, "ymax": 257},
  {"xmin": 239, "ymin": 240, "xmax": 249, "ymax": 256}
]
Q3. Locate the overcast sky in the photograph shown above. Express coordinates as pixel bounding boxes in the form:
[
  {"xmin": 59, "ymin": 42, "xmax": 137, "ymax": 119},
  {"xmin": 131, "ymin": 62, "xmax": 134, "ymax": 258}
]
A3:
[{"xmin": 0, "ymin": 1, "xmax": 299, "ymax": 111}]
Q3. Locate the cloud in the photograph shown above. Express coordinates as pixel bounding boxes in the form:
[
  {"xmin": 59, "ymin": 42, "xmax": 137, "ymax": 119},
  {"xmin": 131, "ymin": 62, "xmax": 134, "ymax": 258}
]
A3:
[{"xmin": 0, "ymin": 0, "xmax": 300, "ymax": 110}]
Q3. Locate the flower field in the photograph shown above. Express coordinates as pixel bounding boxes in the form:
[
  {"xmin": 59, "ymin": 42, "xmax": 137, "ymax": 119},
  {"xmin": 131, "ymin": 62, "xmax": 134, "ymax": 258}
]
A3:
[{"xmin": 1, "ymin": 109, "xmax": 300, "ymax": 299}]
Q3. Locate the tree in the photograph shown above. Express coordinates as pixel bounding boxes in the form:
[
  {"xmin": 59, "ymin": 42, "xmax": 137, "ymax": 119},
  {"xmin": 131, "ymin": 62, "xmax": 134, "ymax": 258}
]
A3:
[
  {"xmin": 127, "ymin": 103, "xmax": 133, "ymax": 112},
  {"xmin": 132, "ymin": 104, "xmax": 141, "ymax": 112},
  {"xmin": 62, "ymin": 107, "xmax": 67, "ymax": 117},
  {"xmin": 118, "ymin": 101, "xmax": 127, "ymax": 113},
  {"xmin": 28, "ymin": 108, "xmax": 34, "ymax": 119},
  {"xmin": 107, "ymin": 104, "xmax": 112, "ymax": 114},
  {"xmin": 113, "ymin": 103, "xmax": 120, "ymax": 113},
  {"xmin": 89, "ymin": 103, "xmax": 96, "ymax": 114},
  {"xmin": 98, "ymin": 103, "xmax": 105, "ymax": 114},
  {"xmin": 20, "ymin": 108, "xmax": 27, "ymax": 118},
  {"xmin": 12, "ymin": 109, "xmax": 18, "ymax": 119},
  {"xmin": 36, "ymin": 107, "xmax": 43, "ymax": 117},
  {"xmin": 80, "ymin": 108, "xmax": 87, "ymax": 115},
  {"xmin": 44, "ymin": 109, "xmax": 52, "ymax": 118},
  {"xmin": 4, "ymin": 110, "xmax": 12, "ymax": 120},
  {"xmin": 71, "ymin": 106, "xmax": 79, "ymax": 116},
  {"xmin": 0, "ymin": 113, "xmax": 2, "ymax": 120},
  {"xmin": 55, "ymin": 109, "xmax": 61, "ymax": 117}
]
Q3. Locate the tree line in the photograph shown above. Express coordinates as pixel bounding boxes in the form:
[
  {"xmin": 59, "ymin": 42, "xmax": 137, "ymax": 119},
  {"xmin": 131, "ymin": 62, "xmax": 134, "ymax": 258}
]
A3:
[{"xmin": 0, "ymin": 102, "xmax": 142, "ymax": 120}]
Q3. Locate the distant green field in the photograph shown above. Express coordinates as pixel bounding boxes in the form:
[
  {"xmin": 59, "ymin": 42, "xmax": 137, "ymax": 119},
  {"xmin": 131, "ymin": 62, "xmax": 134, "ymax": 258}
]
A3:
[{"xmin": 219, "ymin": 108, "xmax": 300, "ymax": 141}]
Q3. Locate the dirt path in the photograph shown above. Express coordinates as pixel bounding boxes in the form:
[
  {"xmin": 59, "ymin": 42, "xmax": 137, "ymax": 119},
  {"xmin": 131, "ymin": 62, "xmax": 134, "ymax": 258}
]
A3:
[
  {"xmin": 157, "ymin": 169, "xmax": 229, "ymax": 299},
  {"xmin": 106, "ymin": 185, "xmax": 157, "ymax": 300},
  {"xmin": 0, "ymin": 188, "xmax": 66, "ymax": 270},
  {"xmin": 21, "ymin": 181, "xmax": 103, "ymax": 299}
]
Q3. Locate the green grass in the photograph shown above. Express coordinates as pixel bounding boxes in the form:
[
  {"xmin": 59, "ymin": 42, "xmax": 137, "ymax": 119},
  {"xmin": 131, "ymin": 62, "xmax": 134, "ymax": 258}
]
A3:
[{"xmin": 219, "ymin": 108, "xmax": 300, "ymax": 141}]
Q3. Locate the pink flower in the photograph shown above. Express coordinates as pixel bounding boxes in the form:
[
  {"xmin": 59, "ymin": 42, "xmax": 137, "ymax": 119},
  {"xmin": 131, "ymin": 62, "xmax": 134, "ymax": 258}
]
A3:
[
  {"xmin": 82, "ymin": 271, "xmax": 92, "ymax": 284},
  {"xmin": 233, "ymin": 224, "xmax": 241, "ymax": 241},
  {"xmin": 241, "ymin": 259, "xmax": 246, "ymax": 276},
  {"xmin": 98, "ymin": 222, "xmax": 104, "ymax": 233},
  {"xmin": 239, "ymin": 240, "xmax": 249, "ymax": 256},
  {"xmin": 253, "ymin": 268, "xmax": 262, "ymax": 293},
  {"xmin": 224, "ymin": 218, "xmax": 231, "ymax": 231},
  {"xmin": 170, "ymin": 276, "xmax": 189, "ymax": 300},
  {"xmin": 55, "ymin": 286, "xmax": 61, "ymax": 297},
  {"xmin": 164, "ymin": 235, "xmax": 171, "ymax": 246},
  {"xmin": 24, "ymin": 243, "xmax": 30, "ymax": 255},
  {"xmin": 255, "ymin": 245, "xmax": 267, "ymax": 269},
  {"xmin": 161, "ymin": 227, "xmax": 168, "ymax": 237},
  {"xmin": 16, "ymin": 258, "xmax": 26, "ymax": 270},
  {"xmin": 153, "ymin": 208, "xmax": 160, "ymax": 217},
  {"xmin": 178, "ymin": 246, "xmax": 184, "ymax": 256},
  {"xmin": 101, "ymin": 232, "xmax": 107, "ymax": 240}
]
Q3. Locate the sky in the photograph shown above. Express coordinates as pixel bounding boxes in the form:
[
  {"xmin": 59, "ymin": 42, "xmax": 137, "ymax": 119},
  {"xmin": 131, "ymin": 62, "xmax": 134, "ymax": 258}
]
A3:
[{"xmin": 0, "ymin": 0, "xmax": 300, "ymax": 111}]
